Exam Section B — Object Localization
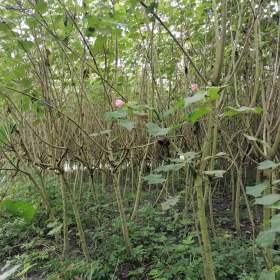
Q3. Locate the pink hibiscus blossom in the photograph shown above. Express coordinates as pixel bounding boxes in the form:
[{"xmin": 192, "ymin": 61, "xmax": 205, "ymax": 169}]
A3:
[
  {"xmin": 191, "ymin": 83, "xmax": 199, "ymax": 92},
  {"xmin": 115, "ymin": 99, "xmax": 125, "ymax": 108}
]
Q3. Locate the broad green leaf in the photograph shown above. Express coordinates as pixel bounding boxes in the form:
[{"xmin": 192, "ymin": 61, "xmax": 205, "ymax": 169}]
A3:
[
  {"xmin": 162, "ymin": 108, "xmax": 174, "ymax": 119},
  {"xmin": 176, "ymin": 151, "xmax": 200, "ymax": 162},
  {"xmin": 35, "ymin": 0, "xmax": 48, "ymax": 13},
  {"xmin": 215, "ymin": 152, "xmax": 227, "ymax": 157},
  {"xmin": 21, "ymin": 96, "xmax": 31, "ymax": 112},
  {"xmin": 126, "ymin": 101, "xmax": 141, "ymax": 110},
  {"xmin": 203, "ymin": 170, "xmax": 226, "ymax": 178},
  {"xmin": 185, "ymin": 93, "xmax": 207, "ymax": 108},
  {"xmin": 20, "ymin": 78, "xmax": 33, "ymax": 88},
  {"xmin": 259, "ymin": 270, "xmax": 275, "ymax": 280},
  {"xmin": 0, "ymin": 126, "xmax": 8, "ymax": 144},
  {"xmin": 46, "ymin": 221, "xmax": 62, "ymax": 235},
  {"xmin": 26, "ymin": 17, "xmax": 38, "ymax": 28},
  {"xmin": 244, "ymin": 134, "xmax": 270, "ymax": 148},
  {"xmin": 86, "ymin": 14, "xmax": 120, "ymax": 35},
  {"xmin": 171, "ymin": 123, "xmax": 182, "ymax": 130},
  {"xmin": 255, "ymin": 194, "xmax": 280, "ymax": 206},
  {"xmin": 268, "ymin": 202, "xmax": 280, "ymax": 209},
  {"xmin": 118, "ymin": 120, "xmax": 136, "ymax": 131},
  {"xmin": 258, "ymin": 160, "xmax": 279, "ymax": 170},
  {"xmin": 18, "ymin": 40, "xmax": 34, "ymax": 51},
  {"xmin": 207, "ymin": 87, "xmax": 220, "ymax": 101},
  {"xmin": 176, "ymin": 97, "xmax": 185, "ymax": 109},
  {"xmin": 143, "ymin": 174, "xmax": 166, "ymax": 185},
  {"xmin": 244, "ymin": 134, "xmax": 259, "ymax": 141},
  {"xmin": 87, "ymin": 15, "xmax": 99, "ymax": 27},
  {"xmin": 90, "ymin": 129, "xmax": 111, "ymax": 137},
  {"xmin": 47, "ymin": 221, "xmax": 58, "ymax": 228},
  {"xmin": 105, "ymin": 110, "xmax": 127, "ymax": 120},
  {"xmin": 204, "ymin": 152, "xmax": 227, "ymax": 160},
  {"xmin": 0, "ymin": 22, "xmax": 11, "ymax": 33},
  {"xmin": 224, "ymin": 106, "xmax": 263, "ymax": 117},
  {"xmin": 246, "ymin": 182, "xmax": 269, "ymax": 198},
  {"xmin": 1, "ymin": 199, "xmax": 36, "ymax": 222},
  {"xmin": 146, "ymin": 122, "xmax": 171, "ymax": 137},
  {"xmin": 128, "ymin": 0, "xmax": 138, "ymax": 8},
  {"xmin": 161, "ymin": 195, "xmax": 180, "ymax": 211},
  {"xmin": 188, "ymin": 107, "xmax": 211, "ymax": 123},
  {"xmin": 273, "ymin": 179, "xmax": 280, "ymax": 186},
  {"xmin": 85, "ymin": 27, "xmax": 96, "ymax": 37},
  {"xmin": 256, "ymin": 230, "xmax": 276, "ymax": 248},
  {"xmin": 14, "ymin": 64, "xmax": 30, "ymax": 76},
  {"xmin": 93, "ymin": 37, "xmax": 106, "ymax": 52},
  {"xmin": 154, "ymin": 163, "xmax": 185, "ymax": 173},
  {"xmin": 0, "ymin": 265, "xmax": 21, "ymax": 280},
  {"xmin": 271, "ymin": 214, "xmax": 280, "ymax": 230},
  {"xmin": 133, "ymin": 111, "xmax": 147, "ymax": 116},
  {"xmin": 47, "ymin": 224, "xmax": 62, "ymax": 236}
]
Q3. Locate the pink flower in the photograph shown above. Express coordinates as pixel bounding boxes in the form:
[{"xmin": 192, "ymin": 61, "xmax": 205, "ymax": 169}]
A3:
[
  {"xmin": 115, "ymin": 99, "xmax": 125, "ymax": 108},
  {"xmin": 191, "ymin": 83, "xmax": 199, "ymax": 92}
]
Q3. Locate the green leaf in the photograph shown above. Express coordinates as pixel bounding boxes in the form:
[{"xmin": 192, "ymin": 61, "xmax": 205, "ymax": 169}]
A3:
[
  {"xmin": 259, "ymin": 271, "xmax": 275, "ymax": 280},
  {"xmin": 14, "ymin": 64, "xmax": 29, "ymax": 76},
  {"xmin": 188, "ymin": 106, "xmax": 211, "ymax": 123},
  {"xmin": 146, "ymin": 122, "xmax": 171, "ymax": 137},
  {"xmin": 18, "ymin": 40, "xmax": 34, "ymax": 51},
  {"xmin": 0, "ymin": 22, "xmax": 11, "ymax": 33},
  {"xmin": 203, "ymin": 170, "xmax": 226, "ymax": 178},
  {"xmin": 21, "ymin": 96, "xmax": 31, "ymax": 112},
  {"xmin": 133, "ymin": 111, "xmax": 147, "ymax": 117},
  {"xmin": 105, "ymin": 110, "xmax": 127, "ymax": 120},
  {"xmin": 244, "ymin": 134, "xmax": 270, "ymax": 148},
  {"xmin": 26, "ymin": 17, "xmax": 38, "ymax": 28},
  {"xmin": 20, "ymin": 78, "xmax": 33, "ymax": 88},
  {"xmin": 47, "ymin": 221, "xmax": 63, "ymax": 235},
  {"xmin": 244, "ymin": 134, "xmax": 259, "ymax": 141},
  {"xmin": 204, "ymin": 152, "xmax": 227, "ymax": 161},
  {"xmin": 35, "ymin": 0, "xmax": 48, "ymax": 13},
  {"xmin": 47, "ymin": 224, "xmax": 63, "ymax": 236},
  {"xmin": 176, "ymin": 151, "xmax": 200, "ymax": 162},
  {"xmin": 185, "ymin": 93, "xmax": 207, "ymax": 108},
  {"xmin": 90, "ymin": 129, "xmax": 111, "ymax": 137},
  {"xmin": 143, "ymin": 174, "xmax": 166, "ymax": 185},
  {"xmin": 224, "ymin": 106, "xmax": 263, "ymax": 117},
  {"xmin": 1, "ymin": 199, "xmax": 36, "ymax": 222},
  {"xmin": 255, "ymin": 194, "xmax": 280, "ymax": 206},
  {"xmin": 246, "ymin": 182, "xmax": 269, "ymax": 198},
  {"xmin": 128, "ymin": 0, "xmax": 138, "ymax": 8},
  {"xmin": 87, "ymin": 15, "xmax": 99, "ymax": 27},
  {"xmin": 162, "ymin": 108, "xmax": 174, "ymax": 119},
  {"xmin": 154, "ymin": 163, "xmax": 185, "ymax": 173},
  {"xmin": 207, "ymin": 87, "xmax": 220, "ymax": 101},
  {"xmin": 118, "ymin": 120, "xmax": 136, "ymax": 131},
  {"xmin": 256, "ymin": 231, "xmax": 276, "ymax": 248},
  {"xmin": 161, "ymin": 195, "xmax": 180, "ymax": 211},
  {"xmin": 93, "ymin": 36, "xmax": 106, "ymax": 52},
  {"xmin": 258, "ymin": 160, "xmax": 279, "ymax": 170},
  {"xmin": 0, "ymin": 126, "xmax": 8, "ymax": 144},
  {"xmin": 176, "ymin": 97, "xmax": 185, "ymax": 109},
  {"xmin": 271, "ymin": 214, "xmax": 280, "ymax": 230},
  {"xmin": 268, "ymin": 202, "xmax": 280, "ymax": 209},
  {"xmin": 273, "ymin": 179, "xmax": 280, "ymax": 186}
]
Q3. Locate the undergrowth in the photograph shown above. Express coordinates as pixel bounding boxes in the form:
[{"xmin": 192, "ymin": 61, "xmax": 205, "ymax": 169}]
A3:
[{"xmin": 0, "ymin": 177, "xmax": 262, "ymax": 280}]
